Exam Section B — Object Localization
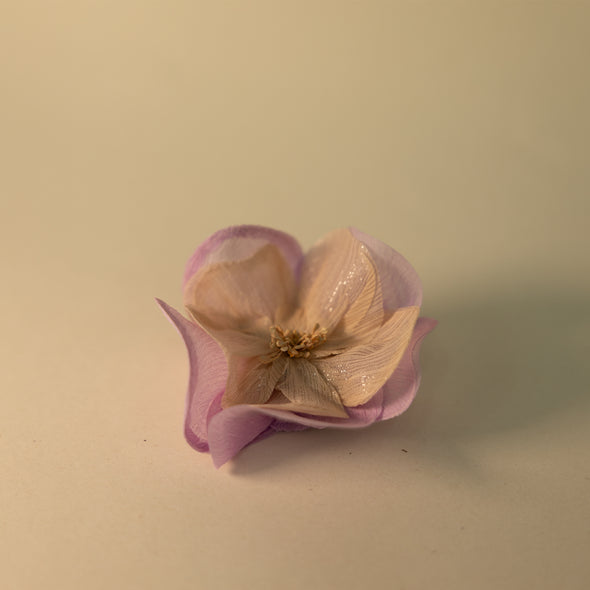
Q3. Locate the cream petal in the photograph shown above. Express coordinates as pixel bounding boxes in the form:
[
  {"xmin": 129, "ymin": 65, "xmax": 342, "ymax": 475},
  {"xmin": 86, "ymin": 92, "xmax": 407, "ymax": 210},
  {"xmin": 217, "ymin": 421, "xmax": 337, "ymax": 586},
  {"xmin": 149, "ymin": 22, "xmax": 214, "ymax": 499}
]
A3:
[
  {"xmin": 222, "ymin": 355, "xmax": 288, "ymax": 407},
  {"xmin": 297, "ymin": 228, "xmax": 379, "ymax": 335},
  {"xmin": 184, "ymin": 243, "xmax": 296, "ymax": 355},
  {"xmin": 317, "ymin": 254, "xmax": 385, "ymax": 354},
  {"xmin": 197, "ymin": 317, "xmax": 274, "ymax": 358},
  {"xmin": 315, "ymin": 306, "xmax": 420, "ymax": 407},
  {"xmin": 274, "ymin": 358, "xmax": 348, "ymax": 418}
]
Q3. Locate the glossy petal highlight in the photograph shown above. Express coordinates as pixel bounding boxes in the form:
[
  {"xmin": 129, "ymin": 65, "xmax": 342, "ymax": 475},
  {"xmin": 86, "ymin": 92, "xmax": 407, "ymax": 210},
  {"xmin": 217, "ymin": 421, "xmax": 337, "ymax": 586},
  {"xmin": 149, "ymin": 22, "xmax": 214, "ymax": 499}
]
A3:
[
  {"xmin": 315, "ymin": 306, "xmax": 420, "ymax": 407},
  {"xmin": 297, "ymin": 228, "xmax": 378, "ymax": 335},
  {"xmin": 272, "ymin": 358, "xmax": 348, "ymax": 418}
]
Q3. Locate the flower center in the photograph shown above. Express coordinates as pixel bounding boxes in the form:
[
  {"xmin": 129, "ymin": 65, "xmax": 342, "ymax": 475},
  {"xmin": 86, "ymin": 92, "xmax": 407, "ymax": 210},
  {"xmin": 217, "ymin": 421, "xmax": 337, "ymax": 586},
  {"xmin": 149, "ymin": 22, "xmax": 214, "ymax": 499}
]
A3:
[{"xmin": 269, "ymin": 323, "xmax": 327, "ymax": 359}]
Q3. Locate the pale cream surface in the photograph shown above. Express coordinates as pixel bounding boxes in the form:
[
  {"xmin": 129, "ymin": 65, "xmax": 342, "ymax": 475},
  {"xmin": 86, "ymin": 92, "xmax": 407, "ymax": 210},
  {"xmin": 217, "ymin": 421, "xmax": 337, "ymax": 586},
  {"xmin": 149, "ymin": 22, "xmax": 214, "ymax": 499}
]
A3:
[{"xmin": 2, "ymin": 2, "xmax": 589, "ymax": 589}]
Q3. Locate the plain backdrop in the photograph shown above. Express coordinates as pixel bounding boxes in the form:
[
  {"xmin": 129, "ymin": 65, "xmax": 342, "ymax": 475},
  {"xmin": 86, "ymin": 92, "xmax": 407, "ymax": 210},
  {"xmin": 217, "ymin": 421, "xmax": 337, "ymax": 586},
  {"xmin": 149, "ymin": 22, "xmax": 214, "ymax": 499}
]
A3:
[{"xmin": 2, "ymin": 2, "xmax": 589, "ymax": 589}]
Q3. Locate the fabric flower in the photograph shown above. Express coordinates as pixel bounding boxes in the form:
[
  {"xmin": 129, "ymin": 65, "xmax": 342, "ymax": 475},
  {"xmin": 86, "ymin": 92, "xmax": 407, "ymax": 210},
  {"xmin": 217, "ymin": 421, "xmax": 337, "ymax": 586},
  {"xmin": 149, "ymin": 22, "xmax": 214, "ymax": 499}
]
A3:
[{"xmin": 157, "ymin": 225, "xmax": 436, "ymax": 467}]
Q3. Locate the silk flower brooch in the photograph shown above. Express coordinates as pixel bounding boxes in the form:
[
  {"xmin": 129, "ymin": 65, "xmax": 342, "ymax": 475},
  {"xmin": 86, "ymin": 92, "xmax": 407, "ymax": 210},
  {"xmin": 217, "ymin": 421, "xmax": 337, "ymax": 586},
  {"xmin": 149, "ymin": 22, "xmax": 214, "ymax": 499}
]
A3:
[{"xmin": 157, "ymin": 225, "xmax": 436, "ymax": 467}]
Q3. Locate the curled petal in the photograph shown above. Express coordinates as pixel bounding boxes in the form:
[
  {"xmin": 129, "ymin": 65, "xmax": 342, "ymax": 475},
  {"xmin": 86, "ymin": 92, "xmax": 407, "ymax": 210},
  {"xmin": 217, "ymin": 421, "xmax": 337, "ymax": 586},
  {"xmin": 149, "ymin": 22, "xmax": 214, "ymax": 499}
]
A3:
[
  {"xmin": 284, "ymin": 389, "xmax": 385, "ymax": 427},
  {"xmin": 183, "ymin": 225, "xmax": 303, "ymax": 288},
  {"xmin": 351, "ymin": 228, "xmax": 422, "ymax": 310},
  {"xmin": 346, "ymin": 389, "xmax": 385, "ymax": 424},
  {"xmin": 244, "ymin": 392, "xmax": 384, "ymax": 434},
  {"xmin": 207, "ymin": 389, "xmax": 386, "ymax": 468},
  {"xmin": 315, "ymin": 306, "xmax": 420, "ymax": 407},
  {"xmin": 381, "ymin": 316, "xmax": 437, "ymax": 419},
  {"xmin": 207, "ymin": 405, "xmax": 275, "ymax": 468},
  {"xmin": 184, "ymin": 244, "xmax": 296, "ymax": 354},
  {"xmin": 156, "ymin": 299, "xmax": 227, "ymax": 452}
]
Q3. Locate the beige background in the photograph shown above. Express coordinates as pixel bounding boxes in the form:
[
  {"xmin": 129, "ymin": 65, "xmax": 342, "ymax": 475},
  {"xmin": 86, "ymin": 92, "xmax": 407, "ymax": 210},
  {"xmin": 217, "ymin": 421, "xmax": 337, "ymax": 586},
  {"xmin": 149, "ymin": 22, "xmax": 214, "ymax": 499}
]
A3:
[{"xmin": 2, "ymin": 2, "xmax": 589, "ymax": 589}]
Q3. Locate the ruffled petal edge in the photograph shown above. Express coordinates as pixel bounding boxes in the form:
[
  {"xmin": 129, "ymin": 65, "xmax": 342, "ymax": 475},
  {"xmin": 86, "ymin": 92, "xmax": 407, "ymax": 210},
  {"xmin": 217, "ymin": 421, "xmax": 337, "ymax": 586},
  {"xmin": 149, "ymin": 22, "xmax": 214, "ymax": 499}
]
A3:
[{"xmin": 183, "ymin": 224, "xmax": 304, "ymax": 288}]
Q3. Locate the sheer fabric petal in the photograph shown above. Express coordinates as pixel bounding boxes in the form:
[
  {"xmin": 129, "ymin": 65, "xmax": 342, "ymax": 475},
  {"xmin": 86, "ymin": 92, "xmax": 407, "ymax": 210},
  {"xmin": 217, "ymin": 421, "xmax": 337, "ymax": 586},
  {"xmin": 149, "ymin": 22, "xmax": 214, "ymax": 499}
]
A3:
[
  {"xmin": 381, "ymin": 316, "xmax": 437, "ymax": 419},
  {"xmin": 207, "ymin": 405, "xmax": 275, "ymax": 468},
  {"xmin": 157, "ymin": 299, "xmax": 228, "ymax": 452},
  {"xmin": 351, "ymin": 228, "xmax": 422, "ymax": 310},
  {"xmin": 183, "ymin": 225, "xmax": 303, "ymax": 288},
  {"xmin": 207, "ymin": 388, "xmax": 386, "ymax": 467}
]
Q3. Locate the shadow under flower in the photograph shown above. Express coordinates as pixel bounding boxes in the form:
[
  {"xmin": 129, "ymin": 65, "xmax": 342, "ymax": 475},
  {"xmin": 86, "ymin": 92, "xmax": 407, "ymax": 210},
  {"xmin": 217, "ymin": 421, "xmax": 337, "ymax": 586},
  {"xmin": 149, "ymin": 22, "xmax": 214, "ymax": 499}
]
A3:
[{"xmin": 228, "ymin": 283, "xmax": 590, "ymax": 476}]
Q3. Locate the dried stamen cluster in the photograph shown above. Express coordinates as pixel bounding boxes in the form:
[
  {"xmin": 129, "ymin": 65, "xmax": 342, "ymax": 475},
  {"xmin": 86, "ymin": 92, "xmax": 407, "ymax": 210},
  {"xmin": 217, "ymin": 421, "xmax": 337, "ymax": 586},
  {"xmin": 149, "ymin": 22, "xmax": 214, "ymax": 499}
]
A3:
[{"xmin": 269, "ymin": 323, "xmax": 327, "ymax": 359}]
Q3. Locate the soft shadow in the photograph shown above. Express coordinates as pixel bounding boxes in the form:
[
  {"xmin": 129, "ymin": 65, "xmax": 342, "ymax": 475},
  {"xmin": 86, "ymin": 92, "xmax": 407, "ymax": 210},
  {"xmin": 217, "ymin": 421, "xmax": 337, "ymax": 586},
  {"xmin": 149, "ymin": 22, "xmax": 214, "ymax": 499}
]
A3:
[
  {"xmin": 414, "ymin": 286, "xmax": 590, "ymax": 439},
  {"xmin": 228, "ymin": 284, "xmax": 590, "ymax": 475}
]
